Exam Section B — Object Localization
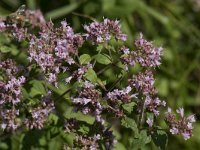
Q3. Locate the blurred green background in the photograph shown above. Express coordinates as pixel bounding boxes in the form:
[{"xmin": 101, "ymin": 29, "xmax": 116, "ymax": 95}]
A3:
[{"xmin": 0, "ymin": 0, "xmax": 200, "ymax": 149}]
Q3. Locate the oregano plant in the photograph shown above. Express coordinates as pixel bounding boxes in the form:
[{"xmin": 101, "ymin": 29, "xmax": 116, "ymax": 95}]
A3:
[{"xmin": 0, "ymin": 5, "xmax": 195, "ymax": 150}]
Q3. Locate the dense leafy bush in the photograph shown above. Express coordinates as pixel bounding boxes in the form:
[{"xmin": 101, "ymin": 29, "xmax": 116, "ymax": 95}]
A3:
[{"xmin": 0, "ymin": 3, "xmax": 197, "ymax": 150}]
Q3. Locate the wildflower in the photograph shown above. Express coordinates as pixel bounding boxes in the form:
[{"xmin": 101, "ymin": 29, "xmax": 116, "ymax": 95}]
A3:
[
  {"xmin": 71, "ymin": 80, "xmax": 103, "ymax": 122},
  {"xmin": 0, "ymin": 20, "xmax": 6, "ymax": 31},
  {"xmin": 0, "ymin": 108, "xmax": 20, "ymax": 131},
  {"xmin": 84, "ymin": 18, "xmax": 127, "ymax": 44},
  {"xmin": 120, "ymin": 46, "xmax": 130, "ymax": 55},
  {"xmin": 24, "ymin": 92, "xmax": 55, "ymax": 129},
  {"xmin": 107, "ymin": 86, "xmax": 137, "ymax": 103},
  {"xmin": 28, "ymin": 20, "xmax": 83, "ymax": 85},
  {"xmin": 134, "ymin": 33, "xmax": 163, "ymax": 67},
  {"xmin": 144, "ymin": 96, "xmax": 166, "ymax": 116},
  {"xmin": 170, "ymin": 127, "xmax": 179, "ymax": 135},
  {"xmin": 165, "ymin": 107, "xmax": 196, "ymax": 140},
  {"xmin": 146, "ymin": 118, "xmax": 153, "ymax": 127},
  {"xmin": 128, "ymin": 70, "xmax": 157, "ymax": 95}
]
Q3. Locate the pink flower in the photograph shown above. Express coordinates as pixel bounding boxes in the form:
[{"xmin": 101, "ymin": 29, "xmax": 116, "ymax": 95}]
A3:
[
  {"xmin": 146, "ymin": 118, "xmax": 153, "ymax": 127},
  {"xmin": 170, "ymin": 127, "xmax": 179, "ymax": 135},
  {"xmin": 176, "ymin": 107, "xmax": 184, "ymax": 117}
]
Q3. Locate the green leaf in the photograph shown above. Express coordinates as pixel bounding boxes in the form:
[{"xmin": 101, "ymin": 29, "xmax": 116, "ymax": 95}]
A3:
[
  {"xmin": 45, "ymin": 2, "xmax": 81, "ymax": 19},
  {"xmin": 78, "ymin": 125, "xmax": 90, "ymax": 134},
  {"xmin": 61, "ymin": 133, "xmax": 75, "ymax": 147},
  {"xmin": 22, "ymin": 130, "xmax": 44, "ymax": 149},
  {"xmin": 100, "ymin": 98, "xmax": 109, "ymax": 108},
  {"xmin": 1, "ymin": 44, "xmax": 20, "ymax": 56},
  {"xmin": 96, "ymin": 44, "xmax": 104, "ymax": 51},
  {"xmin": 64, "ymin": 107, "xmax": 95, "ymax": 125},
  {"xmin": 152, "ymin": 130, "xmax": 168, "ymax": 150},
  {"xmin": 94, "ymin": 54, "xmax": 111, "ymax": 65},
  {"xmin": 39, "ymin": 136, "xmax": 47, "ymax": 146},
  {"xmin": 84, "ymin": 68, "xmax": 98, "ymax": 83},
  {"xmin": 50, "ymin": 127, "xmax": 60, "ymax": 138},
  {"xmin": 0, "ymin": 76, "xmax": 3, "ymax": 80},
  {"xmin": 97, "ymin": 78, "xmax": 107, "ymax": 91},
  {"xmin": 79, "ymin": 54, "xmax": 91, "ymax": 65},
  {"xmin": 48, "ymin": 114, "xmax": 59, "ymax": 125},
  {"xmin": 121, "ymin": 117, "xmax": 138, "ymax": 135},
  {"xmin": 130, "ymin": 130, "xmax": 151, "ymax": 150},
  {"xmin": 0, "ymin": 46, "xmax": 14, "ymax": 53},
  {"xmin": 48, "ymin": 136, "xmax": 62, "ymax": 150},
  {"xmin": 115, "ymin": 142, "xmax": 126, "ymax": 150},
  {"xmin": 122, "ymin": 102, "xmax": 136, "ymax": 114},
  {"xmin": 0, "ymin": 142, "xmax": 8, "ymax": 150},
  {"xmin": 11, "ymin": 134, "xmax": 23, "ymax": 150},
  {"xmin": 29, "ymin": 80, "xmax": 46, "ymax": 97}
]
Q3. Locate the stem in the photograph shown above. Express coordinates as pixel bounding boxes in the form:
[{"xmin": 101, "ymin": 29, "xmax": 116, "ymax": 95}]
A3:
[
  {"xmin": 96, "ymin": 63, "xmax": 111, "ymax": 75},
  {"xmin": 72, "ymin": 12, "xmax": 97, "ymax": 22},
  {"xmin": 96, "ymin": 60, "xmax": 120, "ymax": 75},
  {"xmin": 138, "ymin": 100, "xmax": 146, "ymax": 130},
  {"xmin": 93, "ymin": 47, "xmax": 103, "ymax": 67},
  {"xmin": 107, "ymin": 75, "xmax": 123, "ymax": 92},
  {"xmin": 108, "ymin": 105, "xmax": 118, "ymax": 112},
  {"xmin": 56, "ymin": 88, "xmax": 71, "ymax": 99}
]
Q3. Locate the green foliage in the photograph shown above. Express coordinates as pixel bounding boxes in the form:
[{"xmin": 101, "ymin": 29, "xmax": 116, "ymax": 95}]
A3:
[
  {"xmin": 84, "ymin": 68, "xmax": 98, "ymax": 83},
  {"xmin": 130, "ymin": 130, "xmax": 151, "ymax": 150},
  {"xmin": 64, "ymin": 107, "xmax": 95, "ymax": 125},
  {"xmin": 93, "ymin": 54, "xmax": 111, "ymax": 65},
  {"xmin": 79, "ymin": 54, "xmax": 91, "ymax": 65},
  {"xmin": 122, "ymin": 101, "xmax": 136, "ymax": 114},
  {"xmin": 61, "ymin": 132, "xmax": 75, "ymax": 147},
  {"xmin": 121, "ymin": 117, "xmax": 138, "ymax": 136},
  {"xmin": 152, "ymin": 130, "xmax": 168, "ymax": 150},
  {"xmin": 29, "ymin": 80, "xmax": 46, "ymax": 97}
]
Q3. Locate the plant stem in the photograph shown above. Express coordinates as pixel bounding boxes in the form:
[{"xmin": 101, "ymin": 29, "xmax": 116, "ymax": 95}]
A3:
[
  {"xmin": 96, "ymin": 60, "xmax": 120, "ymax": 75},
  {"xmin": 138, "ymin": 100, "xmax": 146, "ymax": 130}
]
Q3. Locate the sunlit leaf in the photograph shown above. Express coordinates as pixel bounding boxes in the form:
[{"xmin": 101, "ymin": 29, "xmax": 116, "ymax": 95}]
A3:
[
  {"xmin": 94, "ymin": 54, "xmax": 111, "ymax": 65},
  {"xmin": 84, "ymin": 68, "xmax": 98, "ymax": 83},
  {"xmin": 130, "ymin": 130, "xmax": 151, "ymax": 150},
  {"xmin": 122, "ymin": 102, "xmax": 136, "ymax": 114},
  {"xmin": 79, "ymin": 54, "xmax": 91, "ymax": 64},
  {"xmin": 29, "ymin": 80, "xmax": 46, "ymax": 97}
]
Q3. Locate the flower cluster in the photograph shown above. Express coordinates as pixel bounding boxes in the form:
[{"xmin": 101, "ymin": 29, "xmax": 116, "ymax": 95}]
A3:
[
  {"xmin": 0, "ymin": 59, "xmax": 25, "ymax": 131},
  {"xmin": 144, "ymin": 95, "xmax": 166, "ymax": 116},
  {"xmin": 25, "ymin": 9, "xmax": 45, "ymax": 27},
  {"xmin": 120, "ymin": 33, "xmax": 163, "ymax": 70},
  {"xmin": 84, "ymin": 18, "xmax": 127, "ymax": 44},
  {"xmin": 120, "ymin": 46, "xmax": 135, "ymax": 70},
  {"xmin": 128, "ymin": 70, "xmax": 166, "ymax": 117},
  {"xmin": 107, "ymin": 86, "xmax": 137, "ymax": 103},
  {"xmin": 24, "ymin": 91, "xmax": 55, "ymax": 129},
  {"xmin": 28, "ymin": 21, "xmax": 83, "ymax": 86},
  {"xmin": 65, "ymin": 64, "xmax": 93, "ymax": 83},
  {"xmin": 165, "ymin": 107, "xmax": 196, "ymax": 140},
  {"xmin": 0, "ymin": 5, "xmax": 46, "ymax": 41},
  {"xmin": 64, "ymin": 119, "xmax": 116, "ymax": 150},
  {"xmin": 0, "ymin": 18, "xmax": 6, "ymax": 32},
  {"xmin": 68, "ymin": 129, "xmax": 116, "ymax": 150},
  {"xmin": 74, "ymin": 134, "xmax": 101, "ymax": 150},
  {"xmin": 128, "ymin": 70, "xmax": 156, "ymax": 95},
  {"xmin": 71, "ymin": 81, "xmax": 104, "ymax": 123},
  {"xmin": 134, "ymin": 33, "xmax": 163, "ymax": 67},
  {"xmin": 0, "ymin": 20, "xmax": 27, "ymax": 41}
]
